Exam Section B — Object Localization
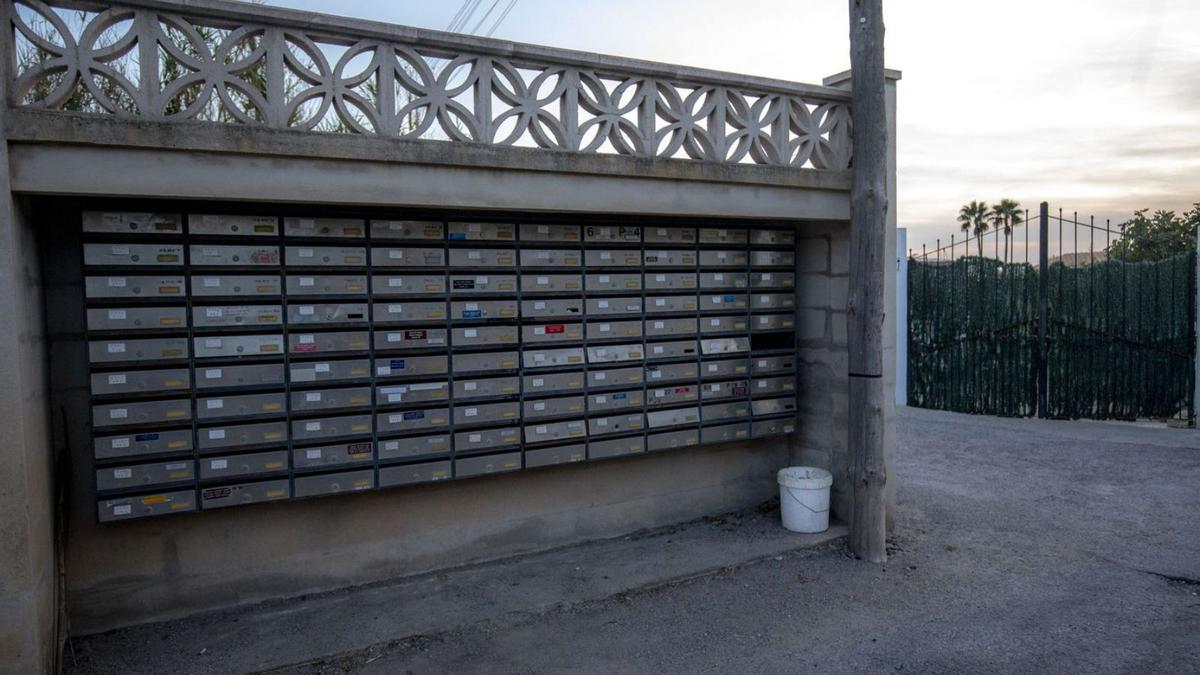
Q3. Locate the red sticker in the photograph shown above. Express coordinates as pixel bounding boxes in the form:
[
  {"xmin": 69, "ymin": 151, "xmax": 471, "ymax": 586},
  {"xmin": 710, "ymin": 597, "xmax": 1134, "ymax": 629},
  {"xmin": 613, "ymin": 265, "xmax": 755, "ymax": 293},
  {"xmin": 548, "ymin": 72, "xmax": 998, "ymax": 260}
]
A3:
[
  {"xmin": 294, "ymin": 344, "xmax": 318, "ymax": 352},
  {"xmin": 404, "ymin": 330, "xmax": 427, "ymax": 339},
  {"xmin": 545, "ymin": 324, "xmax": 565, "ymax": 334}
]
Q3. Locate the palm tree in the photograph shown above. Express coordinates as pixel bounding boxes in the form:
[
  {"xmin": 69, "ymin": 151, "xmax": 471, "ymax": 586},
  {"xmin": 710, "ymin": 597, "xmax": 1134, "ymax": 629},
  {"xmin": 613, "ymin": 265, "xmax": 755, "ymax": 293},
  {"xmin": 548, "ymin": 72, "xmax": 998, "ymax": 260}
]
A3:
[
  {"xmin": 957, "ymin": 200, "xmax": 991, "ymax": 257},
  {"xmin": 991, "ymin": 199, "xmax": 1023, "ymax": 263}
]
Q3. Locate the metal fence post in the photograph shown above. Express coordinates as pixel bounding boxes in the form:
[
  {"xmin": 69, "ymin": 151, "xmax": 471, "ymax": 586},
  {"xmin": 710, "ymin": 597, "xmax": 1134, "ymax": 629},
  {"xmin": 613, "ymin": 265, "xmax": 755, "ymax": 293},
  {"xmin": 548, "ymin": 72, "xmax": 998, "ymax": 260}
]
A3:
[
  {"xmin": 1037, "ymin": 202, "xmax": 1049, "ymax": 418},
  {"xmin": 896, "ymin": 228, "xmax": 908, "ymax": 406},
  {"xmin": 1193, "ymin": 226, "xmax": 1199, "ymax": 425}
]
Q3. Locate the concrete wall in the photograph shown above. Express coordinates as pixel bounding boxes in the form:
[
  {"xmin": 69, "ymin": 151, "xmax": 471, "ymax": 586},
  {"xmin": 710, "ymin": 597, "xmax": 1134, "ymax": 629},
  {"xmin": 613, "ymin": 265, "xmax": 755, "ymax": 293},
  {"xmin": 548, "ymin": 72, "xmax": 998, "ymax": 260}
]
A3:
[{"xmin": 0, "ymin": 193, "xmax": 56, "ymax": 674}]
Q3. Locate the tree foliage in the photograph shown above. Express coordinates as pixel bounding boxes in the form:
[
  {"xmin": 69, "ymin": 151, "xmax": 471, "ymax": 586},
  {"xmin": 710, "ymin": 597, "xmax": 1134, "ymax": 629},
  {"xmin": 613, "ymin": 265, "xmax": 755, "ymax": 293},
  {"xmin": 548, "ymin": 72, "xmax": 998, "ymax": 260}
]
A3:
[{"xmin": 1108, "ymin": 204, "xmax": 1200, "ymax": 262}]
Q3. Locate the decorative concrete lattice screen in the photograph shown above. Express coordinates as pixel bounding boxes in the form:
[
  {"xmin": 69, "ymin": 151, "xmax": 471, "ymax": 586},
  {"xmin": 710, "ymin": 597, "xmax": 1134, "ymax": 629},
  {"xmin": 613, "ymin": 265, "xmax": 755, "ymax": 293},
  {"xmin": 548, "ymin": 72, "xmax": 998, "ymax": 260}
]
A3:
[
  {"xmin": 10, "ymin": 0, "xmax": 851, "ymax": 167},
  {"xmin": 83, "ymin": 213, "xmax": 800, "ymax": 521}
]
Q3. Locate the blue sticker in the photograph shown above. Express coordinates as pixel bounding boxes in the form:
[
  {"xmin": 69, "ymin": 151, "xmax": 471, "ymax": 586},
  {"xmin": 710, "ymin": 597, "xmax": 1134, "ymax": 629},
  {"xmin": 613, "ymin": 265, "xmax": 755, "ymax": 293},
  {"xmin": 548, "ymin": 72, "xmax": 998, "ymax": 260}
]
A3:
[
  {"xmin": 462, "ymin": 310, "xmax": 482, "ymax": 318},
  {"xmin": 612, "ymin": 393, "xmax": 627, "ymax": 400},
  {"xmin": 134, "ymin": 432, "xmax": 160, "ymax": 442},
  {"xmin": 403, "ymin": 410, "xmax": 425, "ymax": 420},
  {"xmin": 448, "ymin": 232, "xmax": 466, "ymax": 240},
  {"xmin": 390, "ymin": 358, "xmax": 406, "ymax": 370},
  {"xmin": 723, "ymin": 295, "xmax": 736, "ymax": 302}
]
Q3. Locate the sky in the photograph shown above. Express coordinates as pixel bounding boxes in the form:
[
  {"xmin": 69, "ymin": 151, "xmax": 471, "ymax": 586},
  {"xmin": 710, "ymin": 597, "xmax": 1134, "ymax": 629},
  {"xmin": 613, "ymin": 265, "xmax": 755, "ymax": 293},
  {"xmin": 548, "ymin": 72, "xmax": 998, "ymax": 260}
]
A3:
[{"xmin": 265, "ymin": 0, "xmax": 1200, "ymax": 254}]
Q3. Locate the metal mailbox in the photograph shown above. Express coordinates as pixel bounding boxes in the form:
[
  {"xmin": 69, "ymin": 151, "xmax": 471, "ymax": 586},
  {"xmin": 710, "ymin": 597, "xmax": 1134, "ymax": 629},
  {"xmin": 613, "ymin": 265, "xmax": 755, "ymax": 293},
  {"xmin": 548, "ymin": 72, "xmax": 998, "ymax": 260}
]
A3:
[
  {"xmin": 701, "ymin": 358, "xmax": 750, "ymax": 379},
  {"xmin": 197, "ymin": 392, "xmax": 286, "ymax": 420},
  {"xmin": 702, "ymin": 379, "xmax": 749, "ymax": 400},
  {"xmin": 519, "ymin": 224, "xmax": 581, "ymax": 243},
  {"xmin": 90, "ymin": 368, "xmax": 190, "ymax": 396},
  {"xmin": 454, "ymin": 401, "xmax": 520, "ymax": 425},
  {"xmin": 371, "ymin": 247, "xmax": 446, "ymax": 268},
  {"xmin": 98, "ymin": 490, "xmax": 195, "ymax": 522},
  {"xmin": 193, "ymin": 305, "xmax": 282, "ymax": 328},
  {"xmin": 585, "ymin": 273, "xmax": 641, "ymax": 291},
  {"xmin": 643, "ymin": 249, "xmax": 696, "ymax": 267},
  {"xmin": 374, "ymin": 355, "xmax": 450, "ymax": 378},
  {"xmin": 283, "ymin": 217, "xmax": 365, "ymax": 239},
  {"xmin": 700, "ymin": 337, "xmax": 749, "ymax": 355},
  {"xmin": 524, "ymin": 419, "xmax": 587, "ymax": 444},
  {"xmin": 751, "ymin": 250, "xmax": 795, "ymax": 267},
  {"xmin": 645, "ymin": 272, "xmax": 697, "ymax": 291},
  {"xmin": 523, "ymin": 371, "xmax": 584, "ymax": 394},
  {"xmin": 190, "ymin": 214, "xmax": 278, "ymax": 237},
  {"xmin": 523, "ymin": 395, "xmax": 585, "ymax": 420},
  {"xmin": 456, "ymin": 452, "xmax": 522, "ymax": 477},
  {"xmin": 586, "ymin": 297, "xmax": 642, "ymax": 316},
  {"xmin": 454, "ymin": 427, "xmax": 521, "ymax": 453},
  {"xmin": 644, "ymin": 226, "xmax": 696, "ymax": 244},
  {"xmin": 193, "ymin": 334, "xmax": 284, "ymax": 359},
  {"xmin": 589, "ymin": 436, "xmax": 644, "ymax": 460},
  {"xmin": 586, "ymin": 320, "xmax": 641, "ymax": 341},
  {"xmin": 454, "ymin": 350, "xmax": 519, "ymax": 373},
  {"xmin": 584, "ymin": 249, "xmax": 642, "ymax": 267},
  {"xmin": 377, "ymin": 381, "xmax": 450, "ymax": 405},
  {"xmin": 646, "ymin": 362, "xmax": 698, "ymax": 383},
  {"xmin": 588, "ymin": 366, "xmax": 644, "ymax": 388},
  {"xmin": 584, "ymin": 225, "xmax": 641, "ymax": 242},
  {"xmin": 587, "ymin": 343, "xmax": 643, "ymax": 364},
  {"xmin": 378, "ymin": 434, "xmax": 450, "ymax": 461},
  {"xmin": 95, "ymin": 428, "xmax": 192, "ymax": 460},
  {"xmin": 195, "ymin": 362, "xmax": 286, "ymax": 389},
  {"xmin": 285, "ymin": 246, "xmax": 366, "ymax": 267},
  {"xmin": 369, "ymin": 220, "xmax": 444, "ymax": 241},
  {"xmin": 521, "ymin": 274, "xmax": 583, "ymax": 293},
  {"xmin": 189, "ymin": 244, "xmax": 280, "ymax": 267},
  {"xmin": 373, "ymin": 328, "xmax": 448, "ymax": 350},
  {"xmin": 89, "ymin": 337, "xmax": 188, "ymax": 364},
  {"xmin": 647, "ymin": 385, "xmax": 698, "ymax": 407},
  {"xmin": 190, "ymin": 275, "xmax": 281, "ymax": 296},
  {"xmin": 84, "ymin": 243, "xmax": 184, "ymax": 267},
  {"xmin": 701, "ymin": 293, "xmax": 749, "ymax": 311},
  {"xmin": 699, "ymin": 227, "xmax": 748, "ymax": 245},
  {"xmin": 286, "ymin": 274, "xmax": 369, "ymax": 297},
  {"xmin": 750, "ymin": 271, "xmax": 796, "ymax": 289},
  {"xmin": 374, "ymin": 301, "xmax": 447, "ymax": 323},
  {"xmin": 289, "ymin": 331, "xmax": 370, "ymax": 355},
  {"xmin": 96, "ymin": 459, "xmax": 193, "ymax": 493},
  {"xmin": 448, "ymin": 248, "xmax": 516, "ymax": 268},
  {"xmin": 454, "ymin": 325, "xmax": 519, "ymax": 347},
  {"xmin": 378, "ymin": 461, "xmax": 451, "ymax": 487},
  {"xmin": 521, "ymin": 298, "xmax": 582, "ymax": 319},
  {"xmin": 752, "ymin": 293, "xmax": 796, "ymax": 310},
  {"xmin": 522, "ymin": 323, "xmax": 584, "ymax": 343},
  {"xmin": 752, "ymin": 397, "xmax": 797, "ymax": 416},
  {"xmin": 292, "ymin": 386, "xmax": 373, "ymax": 413},
  {"xmin": 83, "ymin": 211, "xmax": 182, "ymax": 235},
  {"xmin": 750, "ymin": 229, "xmax": 795, "ymax": 246},
  {"xmin": 645, "ymin": 317, "xmax": 697, "ymax": 337},
  {"xmin": 451, "ymin": 299, "xmax": 516, "ymax": 320},
  {"xmin": 701, "ymin": 423, "xmax": 750, "ymax": 444},
  {"xmin": 293, "ymin": 470, "xmax": 374, "ymax": 498},
  {"xmin": 201, "ymin": 480, "xmax": 290, "ymax": 509},
  {"xmin": 455, "ymin": 376, "xmax": 520, "ymax": 399},
  {"xmin": 450, "ymin": 274, "xmax": 517, "ymax": 293},
  {"xmin": 701, "ymin": 400, "xmax": 751, "ymax": 422},
  {"xmin": 752, "ymin": 376, "xmax": 795, "ymax": 396},
  {"xmin": 448, "ymin": 222, "xmax": 515, "ymax": 241},
  {"xmin": 752, "ymin": 355, "xmax": 796, "ymax": 374},
  {"xmin": 198, "ymin": 421, "xmax": 288, "ymax": 451},
  {"xmin": 701, "ymin": 315, "xmax": 749, "ymax": 333},
  {"xmin": 289, "ymin": 359, "xmax": 372, "ymax": 384},
  {"xmin": 85, "ymin": 275, "xmax": 185, "ymax": 299},
  {"xmin": 647, "ymin": 429, "xmax": 699, "ymax": 452},
  {"xmin": 199, "ymin": 450, "xmax": 289, "ymax": 480},
  {"xmin": 645, "ymin": 295, "xmax": 697, "ymax": 313},
  {"xmin": 752, "ymin": 418, "xmax": 795, "ymax": 437},
  {"xmin": 291, "ymin": 414, "xmax": 372, "ymax": 441},
  {"xmin": 645, "ymin": 339, "xmax": 697, "ymax": 360},
  {"xmin": 587, "ymin": 389, "xmax": 644, "ymax": 413},
  {"xmin": 753, "ymin": 313, "xmax": 796, "ymax": 331},
  {"xmin": 370, "ymin": 274, "xmax": 445, "ymax": 296},
  {"xmin": 588, "ymin": 413, "xmax": 644, "ymax": 436},
  {"xmin": 293, "ymin": 441, "xmax": 374, "ymax": 470},
  {"xmin": 518, "ymin": 249, "xmax": 581, "ymax": 267},
  {"xmin": 646, "ymin": 406, "xmax": 699, "ymax": 429},
  {"xmin": 525, "ymin": 443, "xmax": 586, "ymax": 468},
  {"xmin": 288, "ymin": 302, "xmax": 367, "ymax": 324},
  {"xmin": 97, "ymin": 307, "xmax": 169, "ymax": 340},
  {"xmin": 377, "ymin": 407, "xmax": 450, "ymax": 434},
  {"xmin": 523, "ymin": 347, "xmax": 585, "ymax": 369},
  {"xmin": 699, "ymin": 271, "xmax": 749, "ymax": 290},
  {"xmin": 698, "ymin": 250, "xmax": 749, "ymax": 267}
]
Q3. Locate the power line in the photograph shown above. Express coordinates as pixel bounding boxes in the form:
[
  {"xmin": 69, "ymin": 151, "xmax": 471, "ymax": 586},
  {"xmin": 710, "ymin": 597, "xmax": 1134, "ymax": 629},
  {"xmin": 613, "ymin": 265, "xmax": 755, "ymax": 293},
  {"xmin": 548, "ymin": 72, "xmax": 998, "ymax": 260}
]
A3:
[
  {"xmin": 470, "ymin": 0, "xmax": 504, "ymax": 35},
  {"xmin": 486, "ymin": 0, "xmax": 519, "ymax": 36}
]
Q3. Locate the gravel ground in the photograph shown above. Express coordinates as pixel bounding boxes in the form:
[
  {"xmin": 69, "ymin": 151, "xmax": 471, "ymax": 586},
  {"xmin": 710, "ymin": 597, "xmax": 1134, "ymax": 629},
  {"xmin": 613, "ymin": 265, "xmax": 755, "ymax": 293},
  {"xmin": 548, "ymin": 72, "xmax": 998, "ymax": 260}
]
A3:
[{"xmin": 283, "ymin": 407, "xmax": 1200, "ymax": 674}]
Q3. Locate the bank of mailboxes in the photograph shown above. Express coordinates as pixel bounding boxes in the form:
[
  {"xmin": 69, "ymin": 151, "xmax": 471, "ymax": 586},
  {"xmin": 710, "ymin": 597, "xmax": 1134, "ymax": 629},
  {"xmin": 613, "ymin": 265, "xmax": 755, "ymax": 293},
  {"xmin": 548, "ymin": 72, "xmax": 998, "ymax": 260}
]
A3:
[{"xmin": 84, "ymin": 211, "xmax": 801, "ymax": 521}]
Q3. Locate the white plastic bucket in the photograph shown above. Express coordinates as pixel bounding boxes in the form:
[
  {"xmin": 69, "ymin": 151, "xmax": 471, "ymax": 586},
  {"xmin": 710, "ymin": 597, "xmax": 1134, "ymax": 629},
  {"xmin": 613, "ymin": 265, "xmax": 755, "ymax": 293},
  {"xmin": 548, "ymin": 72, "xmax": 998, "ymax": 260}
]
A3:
[{"xmin": 777, "ymin": 466, "xmax": 833, "ymax": 533}]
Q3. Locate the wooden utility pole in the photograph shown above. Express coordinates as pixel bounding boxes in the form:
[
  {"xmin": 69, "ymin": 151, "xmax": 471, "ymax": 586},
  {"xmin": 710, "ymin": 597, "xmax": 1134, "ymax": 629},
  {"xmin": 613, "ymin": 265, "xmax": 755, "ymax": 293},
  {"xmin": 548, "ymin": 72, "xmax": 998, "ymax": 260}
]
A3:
[{"xmin": 847, "ymin": 0, "xmax": 888, "ymax": 563}]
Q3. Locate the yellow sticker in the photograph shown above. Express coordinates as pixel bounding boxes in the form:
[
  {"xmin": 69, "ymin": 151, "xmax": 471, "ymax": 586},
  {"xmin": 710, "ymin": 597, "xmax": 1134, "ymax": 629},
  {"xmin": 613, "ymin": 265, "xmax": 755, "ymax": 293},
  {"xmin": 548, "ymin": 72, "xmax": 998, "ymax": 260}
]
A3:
[
  {"xmin": 254, "ymin": 225, "xmax": 275, "ymax": 233},
  {"xmin": 350, "ymin": 396, "xmax": 368, "ymax": 404},
  {"xmin": 260, "ymin": 344, "xmax": 279, "ymax": 352},
  {"xmin": 350, "ymin": 368, "xmax": 367, "ymax": 375},
  {"xmin": 160, "ymin": 317, "xmax": 181, "ymax": 326},
  {"xmin": 158, "ymin": 254, "xmax": 180, "ymax": 263},
  {"xmin": 348, "ymin": 284, "xmax": 364, "ymax": 292},
  {"xmin": 345, "ymin": 256, "xmax": 363, "ymax": 264},
  {"xmin": 166, "ymin": 410, "xmax": 186, "ymax": 418},
  {"xmin": 264, "ymin": 431, "xmax": 284, "ymax": 440},
  {"xmin": 257, "ymin": 285, "xmax": 275, "ymax": 293},
  {"xmin": 141, "ymin": 494, "xmax": 168, "ymax": 505},
  {"xmin": 164, "ymin": 379, "xmax": 184, "ymax": 387},
  {"xmin": 162, "ymin": 349, "xmax": 183, "ymax": 357},
  {"xmin": 265, "ymin": 462, "xmax": 284, "ymax": 469},
  {"xmin": 266, "ymin": 489, "xmax": 285, "ymax": 497},
  {"xmin": 262, "ymin": 403, "xmax": 282, "ymax": 411},
  {"xmin": 351, "ymin": 424, "xmax": 368, "ymax": 432},
  {"xmin": 432, "ymin": 417, "xmax": 447, "ymax": 424},
  {"xmin": 168, "ymin": 440, "xmax": 188, "ymax": 449},
  {"xmin": 161, "ymin": 286, "xmax": 181, "ymax": 294}
]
